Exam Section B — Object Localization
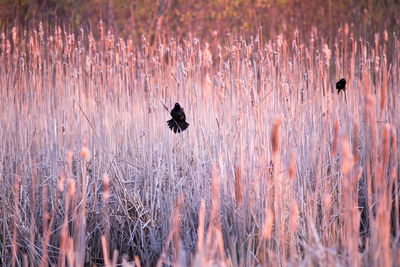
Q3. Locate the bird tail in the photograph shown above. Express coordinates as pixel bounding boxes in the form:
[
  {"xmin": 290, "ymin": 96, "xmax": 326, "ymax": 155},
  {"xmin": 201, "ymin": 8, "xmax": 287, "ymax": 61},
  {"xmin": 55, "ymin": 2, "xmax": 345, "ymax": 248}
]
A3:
[
  {"xmin": 167, "ymin": 119, "xmax": 179, "ymax": 133},
  {"xmin": 178, "ymin": 121, "xmax": 189, "ymax": 131},
  {"xmin": 167, "ymin": 119, "xmax": 189, "ymax": 133}
]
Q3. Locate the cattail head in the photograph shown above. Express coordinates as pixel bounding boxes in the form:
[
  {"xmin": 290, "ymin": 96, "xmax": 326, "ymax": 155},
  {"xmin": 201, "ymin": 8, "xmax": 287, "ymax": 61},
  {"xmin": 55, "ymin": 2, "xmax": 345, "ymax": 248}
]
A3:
[
  {"xmin": 99, "ymin": 20, "xmax": 104, "ymax": 40},
  {"xmin": 374, "ymin": 33, "xmax": 379, "ymax": 54},
  {"xmin": 323, "ymin": 193, "xmax": 332, "ymax": 211},
  {"xmin": 80, "ymin": 146, "xmax": 90, "ymax": 161},
  {"xmin": 323, "ymin": 44, "xmax": 331, "ymax": 67},
  {"xmin": 332, "ymin": 120, "xmax": 339, "ymax": 157},
  {"xmin": 39, "ymin": 21, "xmax": 43, "ymax": 40},
  {"xmin": 344, "ymin": 23, "xmax": 349, "ymax": 35},
  {"xmin": 289, "ymin": 199, "xmax": 299, "ymax": 230},
  {"xmin": 263, "ymin": 208, "xmax": 274, "ymax": 240},
  {"xmin": 382, "ymin": 124, "xmax": 390, "ymax": 166},
  {"xmin": 67, "ymin": 150, "xmax": 73, "ymax": 165},
  {"xmin": 366, "ymin": 94, "xmax": 375, "ymax": 113},
  {"xmin": 237, "ymin": 106, "xmax": 243, "ymax": 128},
  {"xmin": 102, "ymin": 173, "xmax": 110, "ymax": 203},
  {"xmin": 12, "ymin": 26, "xmax": 18, "ymax": 45},
  {"xmin": 58, "ymin": 171, "xmax": 66, "ymax": 192},
  {"xmin": 271, "ymin": 116, "xmax": 282, "ymax": 154},
  {"xmin": 68, "ymin": 178, "xmax": 76, "ymax": 196},
  {"xmin": 390, "ymin": 127, "xmax": 397, "ymax": 150},
  {"xmin": 341, "ymin": 136, "xmax": 354, "ymax": 175},
  {"xmin": 6, "ymin": 39, "xmax": 11, "ymax": 55},
  {"xmin": 289, "ymin": 153, "xmax": 296, "ymax": 180},
  {"xmin": 211, "ymin": 164, "xmax": 220, "ymax": 203},
  {"xmin": 374, "ymin": 56, "xmax": 380, "ymax": 73},
  {"xmin": 380, "ymin": 63, "xmax": 387, "ymax": 111}
]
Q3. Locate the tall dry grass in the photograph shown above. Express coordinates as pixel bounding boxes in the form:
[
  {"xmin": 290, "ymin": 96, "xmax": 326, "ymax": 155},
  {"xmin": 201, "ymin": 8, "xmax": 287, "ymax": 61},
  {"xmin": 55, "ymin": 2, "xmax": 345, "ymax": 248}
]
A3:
[{"xmin": 0, "ymin": 23, "xmax": 399, "ymax": 266}]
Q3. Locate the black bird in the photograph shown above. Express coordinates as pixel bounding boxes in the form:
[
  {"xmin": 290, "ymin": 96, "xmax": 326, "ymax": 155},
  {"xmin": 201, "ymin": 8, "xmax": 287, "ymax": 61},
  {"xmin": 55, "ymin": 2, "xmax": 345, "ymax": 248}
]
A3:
[
  {"xmin": 167, "ymin": 103, "xmax": 189, "ymax": 133},
  {"xmin": 336, "ymin": 78, "xmax": 346, "ymax": 94}
]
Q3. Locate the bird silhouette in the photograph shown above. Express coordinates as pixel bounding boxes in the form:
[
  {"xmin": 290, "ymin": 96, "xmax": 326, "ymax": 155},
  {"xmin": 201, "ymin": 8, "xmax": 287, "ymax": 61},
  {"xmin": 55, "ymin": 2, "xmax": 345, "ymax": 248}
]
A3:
[
  {"xmin": 167, "ymin": 103, "xmax": 189, "ymax": 133},
  {"xmin": 336, "ymin": 78, "xmax": 346, "ymax": 94}
]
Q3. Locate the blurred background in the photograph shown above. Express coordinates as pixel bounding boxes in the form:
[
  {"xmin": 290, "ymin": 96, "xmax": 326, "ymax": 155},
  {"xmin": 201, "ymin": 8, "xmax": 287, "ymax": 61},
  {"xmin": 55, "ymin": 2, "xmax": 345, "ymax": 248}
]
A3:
[{"xmin": 0, "ymin": 0, "xmax": 399, "ymax": 41}]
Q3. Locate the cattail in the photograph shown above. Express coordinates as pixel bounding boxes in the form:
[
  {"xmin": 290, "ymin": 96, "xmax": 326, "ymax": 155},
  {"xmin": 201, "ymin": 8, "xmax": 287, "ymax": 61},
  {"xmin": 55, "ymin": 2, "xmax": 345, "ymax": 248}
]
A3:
[
  {"xmin": 58, "ymin": 171, "xmax": 66, "ymax": 192},
  {"xmin": 80, "ymin": 146, "xmax": 90, "ymax": 161},
  {"xmin": 67, "ymin": 150, "xmax": 73, "ymax": 170},
  {"xmin": 374, "ymin": 33, "xmax": 379, "ymax": 58},
  {"xmin": 157, "ymin": 195, "xmax": 184, "ymax": 267},
  {"xmin": 12, "ymin": 26, "xmax": 18, "ymax": 46},
  {"xmin": 134, "ymin": 256, "xmax": 142, "ymax": 267},
  {"xmin": 390, "ymin": 127, "xmax": 397, "ymax": 158},
  {"xmin": 289, "ymin": 199, "xmax": 299, "ymax": 236},
  {"xmin": 263, "ymin": 208, "xmax": 274, "ymax": 240},
  {"xmin": 341, "ymin": 136, "xmax": 354, "ymax": 175},
  {"xmin": 211, "ymin": 164, "xmax": 220, "ymax": 206},
  {"xmin": 237, "ymin": 106, "xmax": 243, "ymax": 128},
  {"xmin": 102, "ymin": 173, "xmax": 110, "ymax": 203},
  {"xmin": 289, "ymin": 152, "xmax": 296, "ymax": 179},
  {"xmin": 382, "ymin": 124, "xmax": 390, "ymax": 170},
  {"xmin": 68, "ymin": 178, "xmax": 76, "ymax": 196},
  {"xmin": 323, "ymin": 193, "xmax": 332, "ymax": 212},
  {"xmin": 271, "ymin": 116, "xmax": 282, "ymax": 154},
  {"xmin": 2, "ymin": 18, "xmax": 400, "ymax": 267},
  {"xmin": 323, "ymin": 44, "xmax": 331, "ymax": 68},
  {"xmin": 383, "ymin": 30, "xmax": 388, "ymax": 42},
  {"xmin": 112, "ymin": 250, "xmax": 119, "ymax": 267},
  {"xmin": 334, "ymin": 41, "xmax": 340, "ymax": 70},
  {"xmin": 374, "ymin": 55, "xmax": 380, "ymax": 73},
  {"xmin": 39, "ymin": 21, "xmax": 44, "ymax": 41},
  {"xmin": 42, "ymin": 185, "xmax": 49, "ymax": 233},
  {"xmin": 344, "ymin": 23, "xmax": 349, "ymax": 35},
  {"xmin": 59, "ymin": 177, "xmax": 75, "ymax": 267},
  {"xmin": 235, "ymin": 163, "xmax": 243, "ymax": 204},
  {"xmin": 380, "ymin": 58, "xmax": 387, "ymax": 111},
  {"xmin": 341, "ymin": 136, "xmax": 353, "ymax": 175},
  {"xmin": 101, "ymin": 235, "xmax": 111, "ymax": 267},
  {"xmin": 332, "ymin": 120, "xmax": 339, "ymax": 156},
  {"xmin": 66, "ymin": 237, "xmax": 74, "ymax": 264},
  {"xmin": 6, "ymin": 39, "xmax": 11, "ymax": 55},
  {"xmin": 0, "ymin": 32, "xmax": 4, "ymax": 51}
]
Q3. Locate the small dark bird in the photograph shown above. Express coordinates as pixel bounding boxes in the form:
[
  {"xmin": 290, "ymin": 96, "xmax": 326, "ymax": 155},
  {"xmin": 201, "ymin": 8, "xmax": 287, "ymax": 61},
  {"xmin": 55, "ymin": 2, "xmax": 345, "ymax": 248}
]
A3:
[
  {"xmin": 167, "ymin": 103, "xmax": 189, "ymax": 133},
  {"xmin": 336, "ymin": 78, "xmax": 346, "ymax": 94}
]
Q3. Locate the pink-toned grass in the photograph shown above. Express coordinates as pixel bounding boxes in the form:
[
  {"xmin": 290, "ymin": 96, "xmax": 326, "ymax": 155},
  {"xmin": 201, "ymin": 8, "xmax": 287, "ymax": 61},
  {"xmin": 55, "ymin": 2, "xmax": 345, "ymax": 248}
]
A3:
[{"xmin": 0, "ymin": 23, "xmax": 399, "ymax": 266}]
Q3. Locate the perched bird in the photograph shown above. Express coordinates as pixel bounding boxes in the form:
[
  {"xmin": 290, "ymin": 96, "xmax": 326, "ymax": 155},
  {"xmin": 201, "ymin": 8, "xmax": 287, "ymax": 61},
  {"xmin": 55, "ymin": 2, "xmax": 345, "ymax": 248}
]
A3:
[
  {"xmin": 336, "ymin": 78, "xmax": 346, "ymax": 94},
  {"xmin": 167, "ymin": 103, "xmax": 189, "ymax": 133}
]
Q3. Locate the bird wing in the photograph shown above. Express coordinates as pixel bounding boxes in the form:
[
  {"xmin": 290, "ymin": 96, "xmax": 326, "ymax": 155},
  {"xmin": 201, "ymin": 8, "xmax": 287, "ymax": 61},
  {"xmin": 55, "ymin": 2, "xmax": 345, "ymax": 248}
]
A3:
[
  {"xmin": 180, "ymin": 111, "xmax": 186, "ymax": 121},
  {"xmin": 172, "ymin": 109, "xmax": 186, "ymax": 121}
]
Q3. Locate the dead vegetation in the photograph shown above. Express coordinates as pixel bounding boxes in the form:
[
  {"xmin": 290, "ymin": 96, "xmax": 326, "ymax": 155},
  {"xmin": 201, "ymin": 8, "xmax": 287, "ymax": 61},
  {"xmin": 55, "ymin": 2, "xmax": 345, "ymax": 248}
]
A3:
[{"xmin": 0, "ymin": 23, "xmax": 399, "ymax": 266}]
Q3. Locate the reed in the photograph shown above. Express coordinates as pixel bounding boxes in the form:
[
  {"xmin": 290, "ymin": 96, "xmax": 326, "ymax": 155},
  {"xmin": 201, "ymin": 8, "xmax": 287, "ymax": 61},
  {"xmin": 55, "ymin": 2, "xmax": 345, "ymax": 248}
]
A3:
[{"xmin": 0, "ymin": 23, "xmax": 399, "ymax": 266}]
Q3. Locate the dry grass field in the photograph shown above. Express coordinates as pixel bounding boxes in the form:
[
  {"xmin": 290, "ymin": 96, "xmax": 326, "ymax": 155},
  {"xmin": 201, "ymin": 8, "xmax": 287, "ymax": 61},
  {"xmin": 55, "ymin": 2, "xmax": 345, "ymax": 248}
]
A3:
[{"xmin": 0, "ymin": 23, "xmax": 399, "ymax": 266}]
